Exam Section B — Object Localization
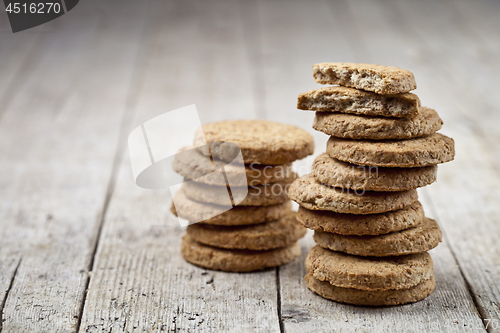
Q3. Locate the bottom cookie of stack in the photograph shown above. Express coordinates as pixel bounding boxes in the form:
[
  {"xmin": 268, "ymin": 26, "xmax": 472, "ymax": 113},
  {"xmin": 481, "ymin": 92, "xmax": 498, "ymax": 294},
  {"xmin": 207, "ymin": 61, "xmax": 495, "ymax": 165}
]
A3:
[{"xmin": 305, "ymin": 245, "xmax": 436, "ymax": 306}]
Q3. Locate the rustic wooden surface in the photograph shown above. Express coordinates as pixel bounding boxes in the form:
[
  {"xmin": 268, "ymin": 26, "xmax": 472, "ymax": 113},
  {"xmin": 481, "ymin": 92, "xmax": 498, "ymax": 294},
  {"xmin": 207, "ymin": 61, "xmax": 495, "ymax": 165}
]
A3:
[{"xmin": 0, "ymin": 0, "xmax": 499, "ymax": 332}]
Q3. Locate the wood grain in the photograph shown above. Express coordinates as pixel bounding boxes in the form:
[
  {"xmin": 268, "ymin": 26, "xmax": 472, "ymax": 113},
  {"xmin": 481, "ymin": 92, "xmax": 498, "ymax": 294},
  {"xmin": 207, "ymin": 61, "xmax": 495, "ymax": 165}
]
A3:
[{"xmin": 0, "ymin": 0, "xmax": 148, "ymax": 331}]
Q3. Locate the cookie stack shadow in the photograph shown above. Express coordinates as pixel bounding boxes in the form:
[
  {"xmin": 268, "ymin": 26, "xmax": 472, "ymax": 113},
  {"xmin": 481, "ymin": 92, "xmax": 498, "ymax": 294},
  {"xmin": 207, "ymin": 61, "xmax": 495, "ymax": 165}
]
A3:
[
  {"xmin": 290, "ymin": 63, "xmax": 455, "ymax": 306},
  {"xmin": 171, "ymin": 120, "xmax": 314, "ymax": 272}
]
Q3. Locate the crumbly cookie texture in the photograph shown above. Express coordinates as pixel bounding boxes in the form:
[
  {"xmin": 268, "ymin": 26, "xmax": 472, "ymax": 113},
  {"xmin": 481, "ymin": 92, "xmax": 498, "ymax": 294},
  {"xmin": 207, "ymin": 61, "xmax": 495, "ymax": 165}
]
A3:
[
  {"xmin": 305, "ymin": 273, "xmax": 435, "ymax": 306},
  {"xmin": 288, "ymin": 174, "xmax": 418, "ymax": 214},
  {"xmin": 313, "ymin": 217, "xmax": 442, "ymax": 257},
  {"xmin": 181, "ymin": 235, "xmax": 301, "ymax": 272},
  {"xmin": 305, "ymin": 245, "xmax": 433, "ymax": 291},
  {"xmin": 297, "ymin": 201, "xmax": 424, "ymax": 236},
  {"xmin": 186, "ymin": 211, "xmax": 306, "ymax": 251},
  {"xmin": 313, "ymin": 106, "xmax": 443, "ymax": 140},
  {"xmin": 182, "ymin": 179, "xmax": 292, "ymax": 207},
  {"xmin": 173, "ymin": 147, "xmax": 295, "ymax": 186},
  {"xmin": 193, "ymin": 120, "xmax": 314, "ymax": 165},
  {"xmin": 171, "ymin": 190, "xmax": 291, "ymax": 225},
  {"xmin": 312, "ymin": 63, "xmax": 417, "ymax": 94},
  {"xmin": 326, "ymin": 133, "xmax": 455, "ymax": 167},
  {"xmin": 312, "ymin": 153, "xmax": 437, "ymax": 191},
  {"xmin": 297, "ymin": 86, "xmax": 420, "ymax": 118}
]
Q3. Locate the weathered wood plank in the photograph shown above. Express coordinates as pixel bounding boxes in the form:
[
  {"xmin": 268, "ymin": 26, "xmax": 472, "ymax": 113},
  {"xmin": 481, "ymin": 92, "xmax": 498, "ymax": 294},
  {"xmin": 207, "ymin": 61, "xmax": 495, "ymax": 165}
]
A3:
[
  {"xmin": 0, "ymin": 1, "xmax": 148, "ymax": 331},
  {"xmin": 79, "ymin": 0, "xmax": 281, "ymax": 331}
]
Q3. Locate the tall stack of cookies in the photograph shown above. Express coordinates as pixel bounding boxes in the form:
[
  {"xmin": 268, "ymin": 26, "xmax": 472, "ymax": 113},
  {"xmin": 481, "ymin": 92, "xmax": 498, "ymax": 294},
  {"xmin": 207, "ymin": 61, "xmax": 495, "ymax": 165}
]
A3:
[
  {"xmin": 171, "ymin": 120, "xmax": 314, "ymax": 272},
  {"xmin": 290, "ymin": 63, "xmax": 455, "ymax": 306}
]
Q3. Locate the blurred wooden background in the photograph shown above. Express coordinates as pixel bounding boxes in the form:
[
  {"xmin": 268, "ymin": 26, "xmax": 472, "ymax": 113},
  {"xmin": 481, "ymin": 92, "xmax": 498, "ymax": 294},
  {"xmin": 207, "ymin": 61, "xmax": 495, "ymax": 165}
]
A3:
[{"xmin": 0, "ymin": 0, "xmax": 499, "ymax": 332}]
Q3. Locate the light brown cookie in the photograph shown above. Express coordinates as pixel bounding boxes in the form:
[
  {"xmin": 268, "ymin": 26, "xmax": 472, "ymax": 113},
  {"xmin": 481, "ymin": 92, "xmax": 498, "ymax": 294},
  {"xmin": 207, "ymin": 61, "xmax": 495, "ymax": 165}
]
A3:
[
  {"xmin": 173, "ymin": 147, "xmax": 295, "ymax": 186},
  {"xmin": 186, "ymin": 212, "xmax": 306, "ymax": 251},
  {"xmin": 314, "ymin": 217, "xmax": 442, "ymax": 257},
  {"xmin": 326, "ymin": 133, "xmax": 455, "ymax": 167},
  {"xmin": 171, "ymin": 190, "xmax": 291, "ymax": 225},
  {"xmin": 305, "ymin": 273, "xmax": 435, "ymax": 306},
  {"xmin": 288, "ymin": 174, "xmax": 418, "ymax": 214},
  {"xmin": 312, "ymin": 153, "xmax": 437, "ymax": 191},
  {"xmin": 297, "ymin": 86, "xmax": 420, "ymax": 118},
  {"xmin": 312, "ymin": 62, "xmax": 417, "ymax": 94},
  {"xmin": 297, "ymin": 201, "xmax": 424, "ymax": 236},
  {"xmin": 313, "ymin": 107, "xmax": 443, "ymax": 140},
  {"xmin": 182, "ymin": 179, "xmax": 292, "ymax": 206},
  {"xmin": 305, "ymin": 245, "xmax": 433, "ymax": 291},
  {"xmin": 193, "ymin": 120, "xmax": 314, "ymax": 165},
  {"xmin": 181, "ymin": 235, "xmax": 301, "ymax": 272}
]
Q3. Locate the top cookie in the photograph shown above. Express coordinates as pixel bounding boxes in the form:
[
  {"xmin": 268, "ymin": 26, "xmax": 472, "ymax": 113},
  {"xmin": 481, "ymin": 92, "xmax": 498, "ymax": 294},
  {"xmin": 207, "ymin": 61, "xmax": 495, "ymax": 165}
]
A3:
[
  {"xmin": 297, "ymin": 86, "xmax": 420, "ymax": 118},
  {"xmin": 194, "ymin": 120, "xmax": 314, "ymax": 165},
  {"xmin": 313, "ymin": 63, "xmax": 417, "ymax": 94}
]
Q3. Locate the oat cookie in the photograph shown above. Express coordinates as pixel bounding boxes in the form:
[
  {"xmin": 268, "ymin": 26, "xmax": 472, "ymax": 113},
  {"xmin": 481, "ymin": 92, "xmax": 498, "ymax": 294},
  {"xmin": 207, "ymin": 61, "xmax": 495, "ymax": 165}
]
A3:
[
  {"xmin": 173, "ymin": 147, "xmax": 294, "ymax": 186},
  {"xmin": 182, "ymin": 179, "xmax": 291, "ymax": 207},
  {"xmin": 305, "ymin": 245, "xmax": 433, "ymax": 291},
  {"xmin": 181, "ymin": 235, "xmax": 301, "ymax": 272},
  {"xmin": 313, "ymin": 106, "xmax": 443, "ymax": 140},
  {"xmin": 326, "ymin": 133, "xmax": 455, "ymax": 167},
  {"xmin": 305, "ymin": 273, "xmax": 435, "ymax": 306},
  {"xmin": 186, "ymin": 212, "xmax": 306, "ymax": 250},
  {"xmin": 171, "ymin": 190, "xmax": 291, "ymax": 225},
  {"xmin": 288, "ymin": 174, "xmax": 418, "ymax": 214},
  {"xmin": 312, "ymin": 153, "xmax": 437, "ymax": 191},
  {"xmin": 312, "ymin": 62, "xmax": 417, "ymax": 94},
  {"xmin": 297, "ymin": 86, "xmax": 420, "ymax": 118},
  {"xmin": 297, "ymin": 201, "xmax": 424, "ymax": 236},
  {"xmin": 314, "ymin": 217, "xmax": 442, "ymax": 257},
  {"xmin": 194, "ymin": 120, "xmax": 314, "ymax": 165}
]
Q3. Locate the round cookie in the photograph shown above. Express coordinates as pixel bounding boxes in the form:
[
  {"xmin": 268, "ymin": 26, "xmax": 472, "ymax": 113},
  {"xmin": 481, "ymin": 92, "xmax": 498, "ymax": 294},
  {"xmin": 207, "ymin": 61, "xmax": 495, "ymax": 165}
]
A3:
[
  {"xmin": 305, "ymin": 245, "xmax": 434, "ymax": 291},
  {"xmin": 181, "ymin": 235, "xmax": 301, "ymax": 272},
  {"xmin": 182, "ymin": 179, "xmax": 291, "ymax": 207},
  {"xmin": 186, "ymin": 212, "xmax": 306, "ymax": 250},
  {"xmin": 326, "ymin": 133, "xmax": 455, "ymax": 167},
  {"xmin": 313, "ymin": 217, "xmax": 442, "ymax": 257},
  {"xmin": 297, "ymin": 201, "xmax": 424, "ymax": 236},
  {"xmin": 288, "ymin": 174, "xmax": 418, "ymax": 214},
  {"xmin": 173, "ymin": 147, "xmax": 295, "ymax": 186},
  {"xmin": 193, "ymin": 120, "xmax": 314, "ymax": 165},
  {"xmin": 171, "ymin": 190, "xmax": 291, "ymax": 225},
  {"xmin": 312, "ymin": 153, "xmax": 437, "ymax": 191},
  {"xmin": 313, "ymin": 106, "xmax": 443, "ymax": 140},
  {"xmin": 305, "ymin": 273, "xmax": 435, "ymax": 306}
]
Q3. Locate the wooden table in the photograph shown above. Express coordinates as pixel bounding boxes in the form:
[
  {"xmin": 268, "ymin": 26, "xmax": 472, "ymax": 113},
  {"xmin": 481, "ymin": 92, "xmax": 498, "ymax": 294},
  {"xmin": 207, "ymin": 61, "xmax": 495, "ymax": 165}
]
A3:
[{"xmin": 0, "ymin": 0, "xmax": 499, "ymax": 331}]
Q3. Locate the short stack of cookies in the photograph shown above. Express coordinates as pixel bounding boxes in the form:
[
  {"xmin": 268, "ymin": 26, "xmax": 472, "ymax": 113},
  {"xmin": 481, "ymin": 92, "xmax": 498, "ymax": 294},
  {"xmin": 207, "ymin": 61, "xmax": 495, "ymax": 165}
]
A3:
[
  {"xmin": 289, "ymin": 63, "xmax": 455, "ymax": 306},
  {"xmin": 171, "ymin": 120, "xmax": 314, "ymax": 272}
]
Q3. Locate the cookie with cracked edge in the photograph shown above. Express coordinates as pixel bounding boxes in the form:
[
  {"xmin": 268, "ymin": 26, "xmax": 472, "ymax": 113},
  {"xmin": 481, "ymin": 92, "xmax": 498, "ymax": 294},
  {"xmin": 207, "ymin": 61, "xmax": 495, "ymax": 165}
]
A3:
[
  {"xmin": 312, "ymin": 153, "xmax": 437, "ymax": 191},
  {"xmin": 312, "ymin": 62, "xmax": 417, "ymax": 94},
  {"xmin": 305, "ymin": 245, "xmax": 433, "ymax": 291},
  {"xmin": 305, "ymin": 273, "xmax": 435, "ymax": 306},
  {"xmin": 186, "ymin": 211, "xmax": 306, "ymax": 251},
  {"xmin": 288, "ymin": 174, "xmax": 418, "ymax": 214},
  {"xmin": 171, "ymin": 190, "xmax": 291, "ymax": 225},
  {"xmin": 326, "ymin": 133, "xmax": 455, "ymax": 167},
  {"xmin": 181, "ymin": 234, "xmax": 301, "ymax": 272},
  {"xmin": 297, "ymin": 86, "xmax": 420, "ymax": 118},
  {"xmin": 173, "ymin": 147, "xmax": 295, "ymax": 186},
  {"xmin": 313, "ymin": 217, "xmax": 442, "ymax": 257},
  {"xmin": 297, "ymin": 201, "xmax": 424, "ymax": 236},
  {"xmin": 193, "ymin": 120, "xmax": 314, "ymax": 165},
  {"xmin": 182, "ymin": 179, "xmax": 292, "ymax": 206},
  {"xmin": 313, "ymin": 106, "xmax": 443, "ymax": 140}
]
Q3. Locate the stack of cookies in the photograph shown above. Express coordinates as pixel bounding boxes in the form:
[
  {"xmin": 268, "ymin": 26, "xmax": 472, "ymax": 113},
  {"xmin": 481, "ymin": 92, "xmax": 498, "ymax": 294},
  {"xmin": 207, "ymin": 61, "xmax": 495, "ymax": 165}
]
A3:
[
  {"xmin": 290, "ymin": 63, "xmax": 455, "ymax": 306},
  {"xmin": 171, "ymin": 120, "xmax": 314, "ymax": 272}
]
